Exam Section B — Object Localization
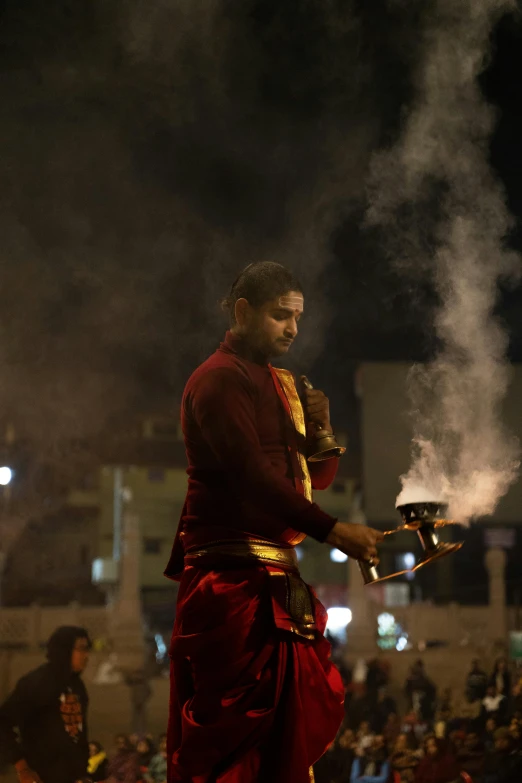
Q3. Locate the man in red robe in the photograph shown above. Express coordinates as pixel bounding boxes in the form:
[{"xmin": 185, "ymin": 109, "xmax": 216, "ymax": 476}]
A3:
[{"xmin": 165, "ymin": 261, "xmax": 383, "ymax": 783}]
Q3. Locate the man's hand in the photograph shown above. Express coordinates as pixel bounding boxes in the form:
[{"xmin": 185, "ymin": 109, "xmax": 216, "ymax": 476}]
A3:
[
  {"xmin": 16, "ymin": 766, "xmax": 43, "ymax": 783},
  {"xmin": 326, "ymin": 522, "xmax": 384, "ymax": 562},
  {"xmin": 301, "ymin": 376, "xmax": 332, "ymax": 434}
]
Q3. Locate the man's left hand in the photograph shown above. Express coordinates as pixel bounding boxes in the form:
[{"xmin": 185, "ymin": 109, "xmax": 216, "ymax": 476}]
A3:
[{"xmin": 301, "ymin": 377, "xmax": 332, "ymax": 434}]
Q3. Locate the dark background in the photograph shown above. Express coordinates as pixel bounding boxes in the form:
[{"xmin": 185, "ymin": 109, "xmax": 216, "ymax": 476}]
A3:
[{"xmin": 0, "ymin": 1, "xmax": 520, "ymax": 441}]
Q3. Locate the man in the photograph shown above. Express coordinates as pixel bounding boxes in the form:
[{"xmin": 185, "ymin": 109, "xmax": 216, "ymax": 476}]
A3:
[
  {"xmin": 484, "ymin": 726, "xmax": 522, "ymax": 783},
  {"xmin": 165, "ymin": 261, "xmax": 383, "ymax": 782},
  {"xmin": 466, "ymin": 658, "xmax": 488, "ymax": 702},
  {"xmin": 0, "ymin": 625, "xmax": 91, "ymax": 783}
]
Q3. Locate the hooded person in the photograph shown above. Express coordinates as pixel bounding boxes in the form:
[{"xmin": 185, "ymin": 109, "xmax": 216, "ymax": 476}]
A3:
[{"xmin": 0, "ymin": 625, "xmax": 91, "ymax": 783}]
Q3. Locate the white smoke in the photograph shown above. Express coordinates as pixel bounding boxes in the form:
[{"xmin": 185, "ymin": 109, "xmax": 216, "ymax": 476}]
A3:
[{"xmin": 367, "ymin": 0, "xmax": 520, "ymax": 524}]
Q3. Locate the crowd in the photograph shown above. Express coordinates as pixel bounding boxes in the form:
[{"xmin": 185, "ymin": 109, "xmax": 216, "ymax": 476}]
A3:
[
  {"xmin": 315, "ymin": 656, "xmax": 522, "ymax": 783},
  {"xmin": 87, "ymin": 733, "xmax": 167, "ymax": 783}
]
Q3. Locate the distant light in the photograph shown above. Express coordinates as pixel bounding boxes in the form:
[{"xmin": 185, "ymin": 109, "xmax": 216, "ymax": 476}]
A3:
[
  {"xmin": 295, "ymin": 546, "xmax": 304, "ymax": 562},
  {"xmin": 403, "ymin": 552, "xmax": 415, "ymax": 570},
  {"xmin": 0, "ymin": 467, "xmax": 13, "ymax": 486},
  {"xmin": 155, "ymin": 633, "xmax": 167, "ymax": 662},
  {"xmin": 396, "ymin": 635, "xmax": 408, "ymax": 652},
  {"xmin": 330, "ymin": 548, "xmax": 348, "ymax": 563},
  {"xmin": 378, "ymin": 612, "xmax": 396, "ymax": 634},
  {"xmin": 326, "ymin": 607, "xmax": 352, "ymax": 634}
]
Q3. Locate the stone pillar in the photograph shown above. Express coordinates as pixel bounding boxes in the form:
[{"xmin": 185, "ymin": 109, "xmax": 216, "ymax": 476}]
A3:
[
  {"xmin": 110, "ymin": 509, "xmax": 146, "ymax": 673},
  {"xmin": 485, "ymin": 547, "xmax": 507, "ymax": 647},
  {"xmin": 345, "ymin": 496, "xmax": 377, "ymax": 660}
]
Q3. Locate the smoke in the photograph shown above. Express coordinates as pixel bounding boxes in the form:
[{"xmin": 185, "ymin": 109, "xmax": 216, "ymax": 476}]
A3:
[
  {"xmin": 366, "ymin": 0, "xmax": 520, "ymax": 523},
  {"xmin": 0, "ymin": 0, "xmax": 383, "ymax": 467}
]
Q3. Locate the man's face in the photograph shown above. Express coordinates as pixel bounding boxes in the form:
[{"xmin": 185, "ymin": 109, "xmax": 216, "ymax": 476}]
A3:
[
  {"xmin": 236, "ymin": 290, "xmax": 303, "ymax": 358},
  {"xmin": 71, "ymin": 636, "xmax": 90, "ymax": 673}
]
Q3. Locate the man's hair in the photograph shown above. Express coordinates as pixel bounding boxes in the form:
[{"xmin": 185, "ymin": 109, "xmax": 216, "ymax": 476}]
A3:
[{"xmin": 221, "ymin": 261, "xmax": 303, "ymax": 324}]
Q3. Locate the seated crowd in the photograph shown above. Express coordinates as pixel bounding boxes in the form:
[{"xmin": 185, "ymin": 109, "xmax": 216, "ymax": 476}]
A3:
[
  {"xmin": 315, "ymin": 656, "xmax": 522, "ymax": 783},
  {"xmin": 88, "ymin": 732, "xmax": 167, "ymax": 783}
]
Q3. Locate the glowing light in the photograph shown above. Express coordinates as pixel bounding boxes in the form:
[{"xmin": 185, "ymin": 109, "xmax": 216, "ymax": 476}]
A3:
[
  {"xmin": 330, "ymin": 548, "xmax": 348, "ymax": 563},
  {"xmin": 403, "ymin": 552, "xmax": 415, "ymax": 570},
  {"xmin": 378, "ymin": 612, "xmax": 396, "ymax": 634},
  {"xmin": 155, "ymin": 633, "xmax": 167, "ymax": 662},
  {"xmin": 326, "ymin": 607, "xmax": 352, "ymax": 634},
  {"xmin": 0, "ymin": 467, "xmax": 13, "ymax": 486},
  {"xmin": 396, "ymin": 635, "xmax": 409, "ymax": 651},
  {"xmin": 295, "ymin": 546, "xmax": 304, "ymax": 562}
]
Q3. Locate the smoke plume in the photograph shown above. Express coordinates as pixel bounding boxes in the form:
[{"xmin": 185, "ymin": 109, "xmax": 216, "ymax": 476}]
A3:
[{"xmin": 367, "ymin": 0, "xmax": 520, "ymax": 523}]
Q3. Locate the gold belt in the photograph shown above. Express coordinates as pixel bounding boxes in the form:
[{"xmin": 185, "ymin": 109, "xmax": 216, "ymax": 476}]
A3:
[{"xmin": 184, "ymin": 538, "xmax": 299, "ymax": 570}]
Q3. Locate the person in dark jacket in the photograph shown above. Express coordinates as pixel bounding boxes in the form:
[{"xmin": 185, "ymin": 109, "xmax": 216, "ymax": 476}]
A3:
[
  {"xmin": 0, "ymin": 625, "xmax": 91, "ymax": 783},
  {"xmin": 466, "ymin": 659, "xmax": 488, "ymax": 702}
]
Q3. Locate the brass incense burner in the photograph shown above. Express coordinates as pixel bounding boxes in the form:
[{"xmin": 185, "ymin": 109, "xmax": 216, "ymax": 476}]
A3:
[
  {"xmin": 301, "ymin": 377, "xmax": 346, "ymax": 462},
  {"xmin": 358, "ymin": 501, "xmax": 464, "ymax": 585}
]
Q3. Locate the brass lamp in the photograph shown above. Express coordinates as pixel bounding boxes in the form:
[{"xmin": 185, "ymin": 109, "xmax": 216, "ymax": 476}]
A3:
[{"xmin": 358, "ymin": 501, "xmax": 464, "ymax": 585}]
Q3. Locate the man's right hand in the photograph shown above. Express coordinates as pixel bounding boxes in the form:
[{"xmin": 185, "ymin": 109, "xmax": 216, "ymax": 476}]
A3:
[
  {"xmin": 326, "ymin": 522, "xmax": 384, "ymax": 562},
  {"xmin": 16, "ymin": 766, "xmax": 43, "ymax": 783}
]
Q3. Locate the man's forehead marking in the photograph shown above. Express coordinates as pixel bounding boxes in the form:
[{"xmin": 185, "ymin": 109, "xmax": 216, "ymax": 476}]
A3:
[{"xmin": 278, "ymin": 295, "xmax": 304, "ymax": 313}]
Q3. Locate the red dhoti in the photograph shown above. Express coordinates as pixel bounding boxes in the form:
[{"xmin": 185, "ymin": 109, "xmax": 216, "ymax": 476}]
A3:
[{"xmin": 167, "ymin": 535, "xmax": 344, "ymax": 783}]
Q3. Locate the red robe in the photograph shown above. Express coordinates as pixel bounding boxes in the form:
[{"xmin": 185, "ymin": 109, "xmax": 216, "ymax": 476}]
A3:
[{"xmin": 165, "ymin": 331, "xmax": 345, "ymax": 783}]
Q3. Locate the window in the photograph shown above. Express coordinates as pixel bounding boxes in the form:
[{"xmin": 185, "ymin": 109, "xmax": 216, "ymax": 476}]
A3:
[{"xmin": 143, "ymin": 538, "xmax": 162, "ymax": 555}]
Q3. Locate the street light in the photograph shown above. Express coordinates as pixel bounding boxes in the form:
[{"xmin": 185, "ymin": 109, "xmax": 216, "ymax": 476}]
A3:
[{"xmin": 0, "ymin": 467, "xmax": 13, "ymax": 486}]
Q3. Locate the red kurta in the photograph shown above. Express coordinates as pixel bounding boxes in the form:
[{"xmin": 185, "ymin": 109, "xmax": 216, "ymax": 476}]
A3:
[{"xmin": 166, "ymin": 331, "xmax": 345, "ymax": 783}]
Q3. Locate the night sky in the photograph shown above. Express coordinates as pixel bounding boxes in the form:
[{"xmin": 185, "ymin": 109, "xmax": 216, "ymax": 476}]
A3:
[{"xmin": 0, "ymin": 0, "xmax": 521, "ymax": 447}]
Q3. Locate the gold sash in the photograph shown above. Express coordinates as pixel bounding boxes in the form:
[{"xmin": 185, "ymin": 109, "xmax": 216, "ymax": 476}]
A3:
[{"xmin": 271, "ymin": 368, "xmax": 312, "ymax": 503}]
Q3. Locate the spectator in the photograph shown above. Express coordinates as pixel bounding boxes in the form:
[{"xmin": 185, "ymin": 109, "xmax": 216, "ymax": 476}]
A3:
[
  {"xmin": 456, "ymin": 731, "xmax": 484, "ymax": 780},
  {"xmin": 107, "ymin": 735, "xmax": 140, "ymax": 783},
  {"xmin": 490, "ymin": 657, "xmax": 511, "ymax": 699},
  {"xmin": 466, "ymin": 658, "xmax": 489, "ymax": 702},
  {"xmin": 88, "ymin": 741, "xmax": 109, "ymax": 783},
  {"xmin": 350, "ymin": 735, "xmax": 390, "ymax": 783},
  {"xmin": 484, "ymin": 717, "xmax": 498, "ymax": 752},
  {"xmin": 483, "ymin": 726, "xmax": 522, "ymax": 783},
  {"xmin": 366, "ymin": 659, "xmax": 389, "ymax": 706},
  {"xmin": 402, "ymin": 711, "xmax": 429, "ymax": 744},
  {"xmin": 405, "ymin": 661, "xmax": 437, "ymax": 722},
  {"xmin": 373, "ymin": 687, "xmax": 398, "ymax": 733},
  {"xmin": 391, "ymin": 732, "xmax": 420, "ymax": 783},
  {"xmin": 483, "ymin": 685, "xmax": 507, "ymax": 723},
  {"xmin": 136, "ymin": 737, "xmax": 155, "ymax": 782},
  {"xmin": 414, "ymin": 736, "xmax": 459, "ymax": 783},
  {"xmin": 383, "ymin": 712, "xmax": 402, "ymax": 748},
  {"xmin": 447, "ymin": 729, "xmax": 466, "ymax": 756},
  {"xmin": 0, "ymin": 626, "xmax": 91, "ymax": 783},
  {"xmin": 147, "ymin": 735, "xmax": 167, "ymax": 783},
  {"xmin": 356, "ymin": 720, "xmax": 375, "ymax": 755}
]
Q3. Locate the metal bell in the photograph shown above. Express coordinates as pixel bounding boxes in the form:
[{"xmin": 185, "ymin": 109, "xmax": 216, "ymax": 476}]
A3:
[{"xmin": 301, "ymin": 377, "xmax": 346, "ymax": 462}]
